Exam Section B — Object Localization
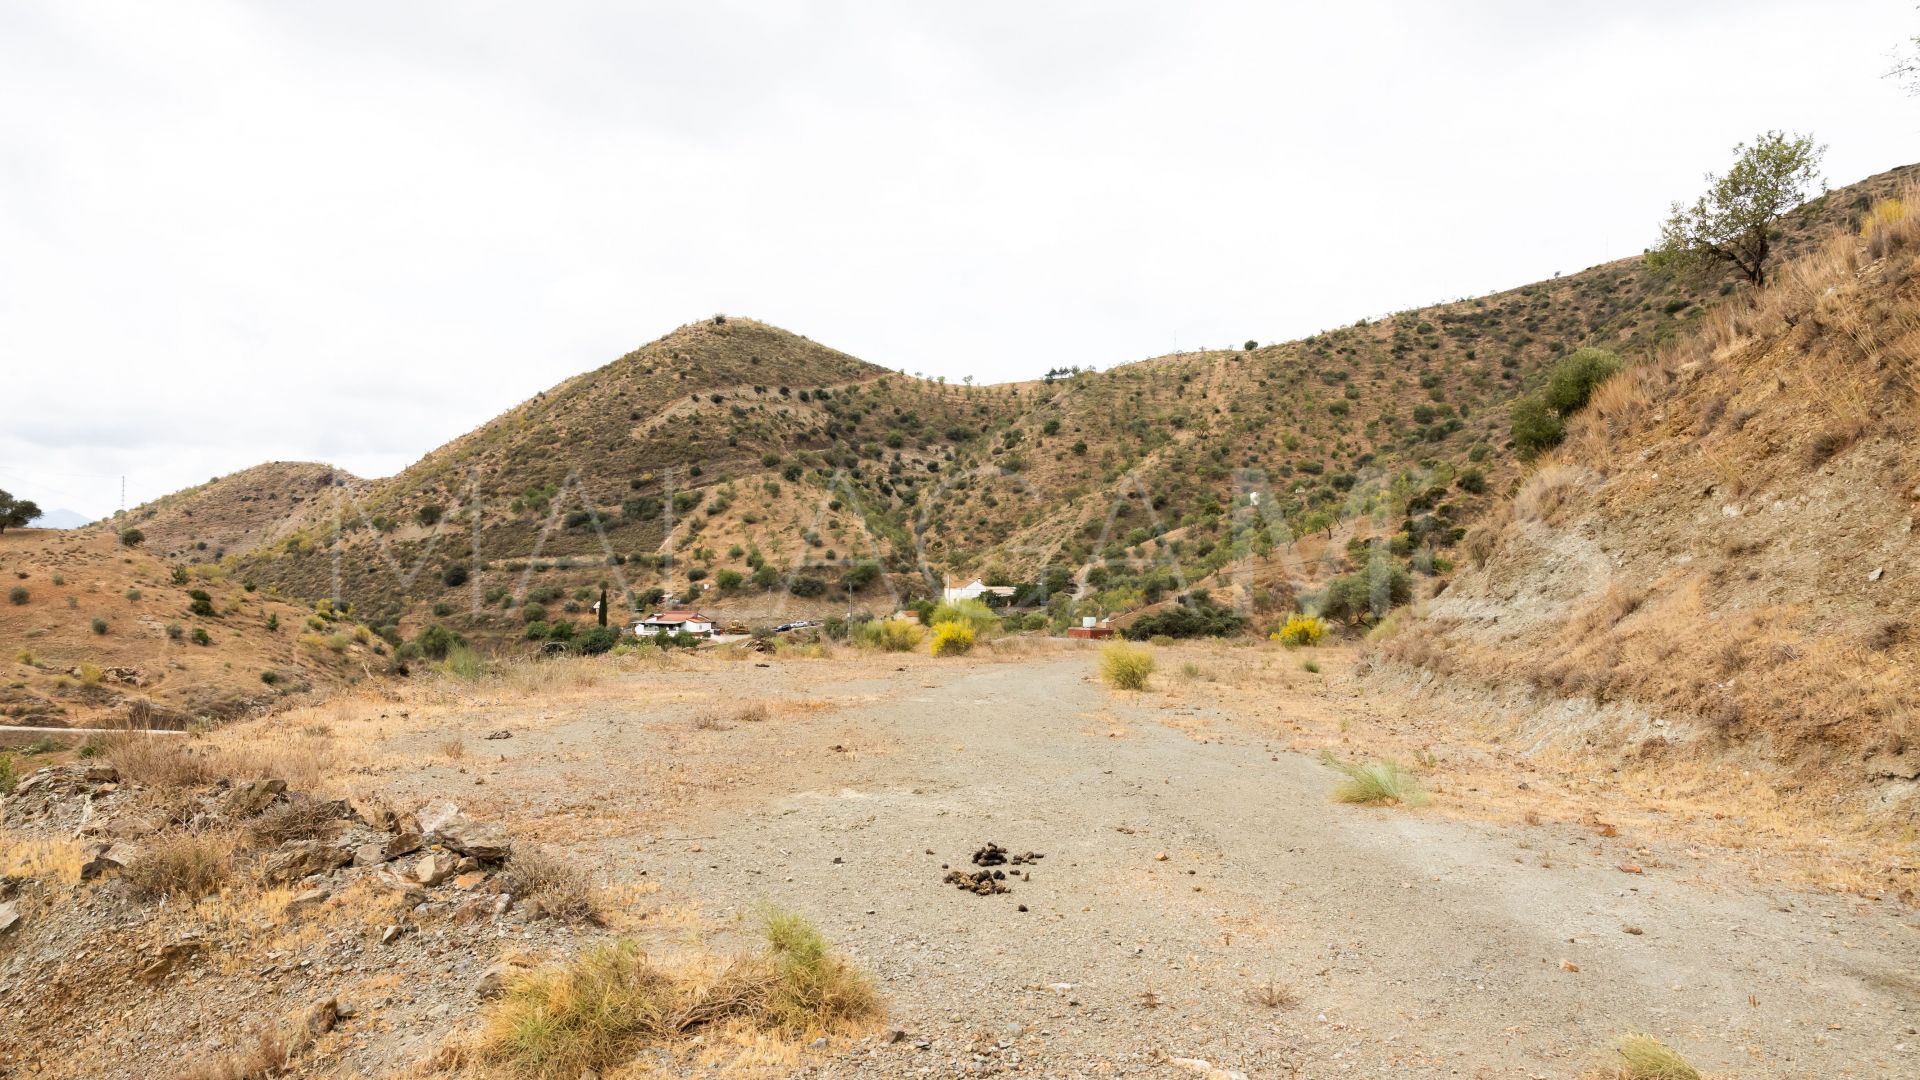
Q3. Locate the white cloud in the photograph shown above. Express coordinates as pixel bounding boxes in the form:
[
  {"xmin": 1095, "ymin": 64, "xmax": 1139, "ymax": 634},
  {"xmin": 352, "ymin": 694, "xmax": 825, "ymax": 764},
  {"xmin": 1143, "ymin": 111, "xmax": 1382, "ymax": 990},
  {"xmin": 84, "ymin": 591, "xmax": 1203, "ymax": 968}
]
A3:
[{"xmin": 3, "ymin": 0, "xmax": 1912, "ymax": 517}]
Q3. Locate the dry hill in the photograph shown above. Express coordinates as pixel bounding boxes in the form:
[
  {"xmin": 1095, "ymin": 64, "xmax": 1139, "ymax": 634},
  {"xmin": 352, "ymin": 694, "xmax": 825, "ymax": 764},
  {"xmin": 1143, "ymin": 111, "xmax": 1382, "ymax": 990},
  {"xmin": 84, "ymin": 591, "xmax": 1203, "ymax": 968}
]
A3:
[
  {"xmin": 94, "ymin": 165, "xmax": 1920, "ymax": 659},
  {"xmin": 1379, "ymin": 187, "xmax": 1920, "ymax": 816},
  {"xmin": 2, "ymin": 527, "xmax": 384, "ymax": 734},
  {"xmin": 114, "ymin": 461, "xmax": 356, "ymax": 563}
]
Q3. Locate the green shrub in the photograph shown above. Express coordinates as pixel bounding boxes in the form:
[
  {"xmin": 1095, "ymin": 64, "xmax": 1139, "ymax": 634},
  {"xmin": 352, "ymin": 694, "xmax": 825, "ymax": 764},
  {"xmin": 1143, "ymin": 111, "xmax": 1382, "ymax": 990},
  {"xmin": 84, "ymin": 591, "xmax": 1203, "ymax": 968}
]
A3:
[
  {"xmin": 929, "ymin": 621, "xmax": 976, "ymax": 656},
  {"xmin": 187, "ymin": 589, "xmax": 215, "ymax": 617},
  {"xmin": 1098, "ymin": 641, "xmax": 1154, "ymax": 690},
  {"xmin": 1320, "ymin": 565, "xmax": 1412, "ymax": 624},
  {"xmin": 442, "ymin": 644, "xmax": 486, "ymax": 680},
  {"xmin": 929, "ymin": 598, "xmax": 996, "ymax": 636},
  {"xmin": 414, "ymin": 624, "xmax": 464, "ymax": 661},
  {"xmin": 787, "ymin": 576, "xmax": 826, "ymax": 598},
  {"xmin": 7, "ymin": 586, "xmax": 26, "ymax": 605},
  {"xmin": 90, "ymin": 616, "xmax": 108, "ymax": 635},
  {"xmin": 840, "ymin": 560, "xmax": 882, "ymax": 591},
  {"xmin": 1510, "ymin": 396, "xmax": 1564, "ymax": 458},
  {"xmin": 442, "ymin": 564, "xmax": 469, "ymax": 587},
  {"xmin": 119, "ymin": 528, "xmax": 145, "ymax": 547},
  {"xmin": 576, "ymin": 626, "xmax": 619, "ymax": 655},
  {"xmin": 856, "ymin": 618, "xmax": 923, "ymax": 652},
  {"xmin": 165, "ymin": 622, "xmax": 184, "ymax": 640},
  {"xmin": 1122, "ymin": 593, "xmax": 1242, "ymax": 640},
  {"xmin": 1542, "ymin": 347, "xmax": 1621, "ymax": 415},
  {"xmin": 190, "ymin": 628, "xmax": 211, "ymax": 646},
  {"xmin": 416, "ymin": 504, "xmax": 443, "ymax": 526}
]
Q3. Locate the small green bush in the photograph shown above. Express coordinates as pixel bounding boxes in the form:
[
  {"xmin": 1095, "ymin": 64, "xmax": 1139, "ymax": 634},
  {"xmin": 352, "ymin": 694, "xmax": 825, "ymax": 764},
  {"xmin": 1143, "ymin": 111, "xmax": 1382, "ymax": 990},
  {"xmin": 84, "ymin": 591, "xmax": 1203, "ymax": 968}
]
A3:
[
  {"xmin": 7, "ymin": 586, "xmax": 26, "ymax": 606},
  {"xmin": 929, "ymin": 598, "xmax": 997, "ymax": 636},
  {"xmin": 1320, "ymin": 565, "xmax": 1412, "ymax": 624},
  {"xmin": 856, "ymin": 618, "xmax": 923, "ymax": 652},
  {"xmin": 119, "ymin": 528, "xmax": 144, "ymax": 547},
  {"xmin": 442, "ymin": 644, "xmax": 486, "ymax": 680},
  {"xmin": 575, "ymin": 626, "xmax": 619, "ymax": 655},
  {"xmin": 442, "ymin": 563, "xmax": 469, "ymax": 587},
  {"xmin": 1543, "ymin": 347, "xmax": 1621, "ymax": 415},
  {"xmin": 414, "ymin": 624, "xmax": 464, "ymax": 661},
  {"xmin": 90, "ymin": 616, "xmax": 108, "ymax": 635},
  {"xmin": 190, "ymin": 628, "xmax": 211, "ymax": 646},
  {"xmin": 1510, "ymin": 396, "xmax": 1565, "ymax": 458}
]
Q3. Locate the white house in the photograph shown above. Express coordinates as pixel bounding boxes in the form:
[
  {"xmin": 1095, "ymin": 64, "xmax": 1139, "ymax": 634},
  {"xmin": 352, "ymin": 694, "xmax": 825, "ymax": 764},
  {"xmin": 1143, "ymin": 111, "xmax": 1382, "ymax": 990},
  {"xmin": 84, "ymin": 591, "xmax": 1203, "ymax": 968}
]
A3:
[
  {"xmin": 941, "ymin": 579, "xmax": 1018, "ymax": 604},
  {"xmin": 634, "ymin": 610, "xmax": 716, "ymax": 637}
]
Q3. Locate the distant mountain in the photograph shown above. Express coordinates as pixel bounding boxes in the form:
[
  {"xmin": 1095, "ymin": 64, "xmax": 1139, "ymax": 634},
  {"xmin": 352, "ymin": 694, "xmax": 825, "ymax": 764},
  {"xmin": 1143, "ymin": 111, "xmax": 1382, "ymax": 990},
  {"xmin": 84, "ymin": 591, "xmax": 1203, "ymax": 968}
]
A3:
[{"xmin": 33, "ymin": 508, "xmax": 93, "ymax": 529}]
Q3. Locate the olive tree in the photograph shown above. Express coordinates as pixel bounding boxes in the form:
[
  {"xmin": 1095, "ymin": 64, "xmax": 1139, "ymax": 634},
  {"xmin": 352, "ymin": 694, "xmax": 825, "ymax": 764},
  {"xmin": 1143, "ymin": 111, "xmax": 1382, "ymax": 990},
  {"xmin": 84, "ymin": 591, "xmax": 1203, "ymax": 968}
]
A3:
[
  {"xmin": 1649, "ymin": 131, "xmax": 1825, "ymax": 287},
  {"xmin": 0, "ymin": 490, "xmax": 41, "ymax": 533}
]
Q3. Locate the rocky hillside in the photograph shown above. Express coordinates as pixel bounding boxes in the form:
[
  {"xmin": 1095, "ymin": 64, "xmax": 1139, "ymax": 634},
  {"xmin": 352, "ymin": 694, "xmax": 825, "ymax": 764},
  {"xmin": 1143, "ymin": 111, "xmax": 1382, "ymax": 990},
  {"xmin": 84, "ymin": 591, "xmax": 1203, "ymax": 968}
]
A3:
[
  {"xmin": 98, "ymin": 165, "xmax": 1920, "ymax": 654},
  {"xmin": 1379, "ymin": 185, "xmax": 1919, "ymax": 809}
]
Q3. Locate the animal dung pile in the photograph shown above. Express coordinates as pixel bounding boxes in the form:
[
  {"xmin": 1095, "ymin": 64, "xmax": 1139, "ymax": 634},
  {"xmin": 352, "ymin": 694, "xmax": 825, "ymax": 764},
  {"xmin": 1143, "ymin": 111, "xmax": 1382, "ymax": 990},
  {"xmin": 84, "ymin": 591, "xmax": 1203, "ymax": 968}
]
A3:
[{"xmin": 942, "ymin": 842, "xmax": 1044, "ymax": 896}]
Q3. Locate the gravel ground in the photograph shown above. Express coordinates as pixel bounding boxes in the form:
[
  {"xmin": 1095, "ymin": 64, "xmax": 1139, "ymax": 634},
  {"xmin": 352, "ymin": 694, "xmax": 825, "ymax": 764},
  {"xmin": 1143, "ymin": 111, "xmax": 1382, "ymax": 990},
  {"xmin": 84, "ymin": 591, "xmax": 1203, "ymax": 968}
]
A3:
[
  {"xmin": 372, "ymin": 649, "xmax": 1919, "ymax": 1078},
  {"xmin": 11, "ymin": 646, "xmax": 1917, "ymax": 1078}
]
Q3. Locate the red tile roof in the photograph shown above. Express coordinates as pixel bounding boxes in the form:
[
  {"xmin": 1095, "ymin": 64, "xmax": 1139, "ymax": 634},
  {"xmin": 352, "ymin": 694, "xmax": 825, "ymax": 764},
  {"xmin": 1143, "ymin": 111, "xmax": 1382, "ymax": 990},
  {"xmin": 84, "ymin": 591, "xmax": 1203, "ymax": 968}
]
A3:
[{"xmin": 643, "ymin": 610, "xmax": 710, "ymax": 622}]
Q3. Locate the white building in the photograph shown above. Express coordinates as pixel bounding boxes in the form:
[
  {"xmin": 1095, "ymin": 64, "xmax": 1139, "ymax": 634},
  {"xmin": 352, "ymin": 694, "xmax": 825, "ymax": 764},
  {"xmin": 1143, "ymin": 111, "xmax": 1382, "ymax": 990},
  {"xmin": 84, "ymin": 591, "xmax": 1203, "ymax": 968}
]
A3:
[
  {"xmin": 634, "ymin": 610, "xmax": 715, "ymax": 637},
  {"xmin": 941, "ymin": 579, "xmax": 1018, "ymax": 604}
]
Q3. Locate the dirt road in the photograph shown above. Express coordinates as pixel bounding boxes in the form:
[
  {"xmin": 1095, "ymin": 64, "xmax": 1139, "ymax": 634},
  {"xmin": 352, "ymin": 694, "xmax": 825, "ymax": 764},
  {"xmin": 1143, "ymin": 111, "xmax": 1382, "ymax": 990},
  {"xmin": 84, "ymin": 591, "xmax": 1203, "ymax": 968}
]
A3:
[{"xmin": 375, "ymin": 648, "xmax": 1920, "ymax": 1077}]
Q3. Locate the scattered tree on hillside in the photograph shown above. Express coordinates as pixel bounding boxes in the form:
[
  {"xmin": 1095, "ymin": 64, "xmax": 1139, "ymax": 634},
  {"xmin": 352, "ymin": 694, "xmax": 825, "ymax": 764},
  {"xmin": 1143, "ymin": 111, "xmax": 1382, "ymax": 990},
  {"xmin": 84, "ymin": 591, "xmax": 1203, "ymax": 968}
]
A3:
[
  {"xmin": 0, "ymin": 491, "xmax": 42, "ymax": 533},
  {"xmin": 1649, "ymin": 131, "xmax": 1825, "ymax": 287}
]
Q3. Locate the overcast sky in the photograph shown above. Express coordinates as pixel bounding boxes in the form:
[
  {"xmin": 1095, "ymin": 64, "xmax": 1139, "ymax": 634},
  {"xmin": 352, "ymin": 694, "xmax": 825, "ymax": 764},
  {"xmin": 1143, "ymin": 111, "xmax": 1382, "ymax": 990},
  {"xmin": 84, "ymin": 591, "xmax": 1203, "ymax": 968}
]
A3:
[{"xmin": 2, "ymin": 2, "xmax": 1913, "ymax": 519}]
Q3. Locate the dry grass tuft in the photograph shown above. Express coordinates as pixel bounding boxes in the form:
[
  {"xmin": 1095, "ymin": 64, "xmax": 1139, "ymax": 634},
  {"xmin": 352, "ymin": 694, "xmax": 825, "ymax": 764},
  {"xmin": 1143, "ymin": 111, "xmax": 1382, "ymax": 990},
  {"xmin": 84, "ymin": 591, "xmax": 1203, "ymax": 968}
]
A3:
[
  {"xmin": 124, "ymin": 830, "xmax": 236, "ymax": 900},
  {"xmin": 759, "ymin": 906, "xmax": 882, "ymax": 1034},
  {"xmin": 247, "ymin": 796, "xmax": 342, "ymax": 847},
  {"xmin": 1246, "ymin": 978, "xmax": 1300, "ymax": 1010},
  {"xmin": 179, "ymin": 1024, "xmax": 294, "ymax": 1080},
  {"xmin": 106, "ymin": 732, "xmax": 216, "ymax": 789},
  {"xmin": 732, "ymin": 701, "xmax": 770, "ymax": 724},
  {"xmin": 1589, "ymin": 1034, "xmax": 1704, "ymax": 1080},
  {"xmin": 499, "ymin": 846, "xmax": 604, "ymax": 926},
  {"xmin": 1098, "ymin": 642, "xmax": 1154, "ymax": 690},
  {"xmin": 480, "ymin": 909, "xmax": 878, "ymax": 1078},
  {"xmin": 1319, "ymin": 751, "xmax": 1429, "ymax": 807}
]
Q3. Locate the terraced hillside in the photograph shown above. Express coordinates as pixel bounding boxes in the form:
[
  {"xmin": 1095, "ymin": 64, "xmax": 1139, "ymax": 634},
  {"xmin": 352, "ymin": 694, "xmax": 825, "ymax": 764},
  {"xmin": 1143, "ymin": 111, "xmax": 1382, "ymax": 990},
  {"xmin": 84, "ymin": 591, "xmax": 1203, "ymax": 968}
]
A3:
[{"xmin": 100, "ymin": 164, "xmax": 1920, "ymax": 654}]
